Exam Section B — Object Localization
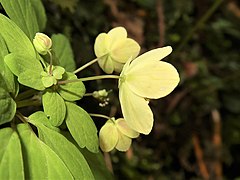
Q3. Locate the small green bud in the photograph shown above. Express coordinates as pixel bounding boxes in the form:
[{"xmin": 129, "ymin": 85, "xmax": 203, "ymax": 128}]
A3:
[{"xmin": 33, "ymin": 32, "xmax": 52, "ymax": 55}]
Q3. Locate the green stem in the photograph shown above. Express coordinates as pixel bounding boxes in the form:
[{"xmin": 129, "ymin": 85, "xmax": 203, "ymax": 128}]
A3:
[
  {"xmin": 16, "ymin": 99, "xmax": 41, "ymax": 108},
  {"xmin": 84, "ymin": 93, "xmax": 94, "ymax": 96},
  {"xmin": 74, "ymin": 58, "xmax": 99, "ymax": 74},
  {"xmin": 16, "ymin": 89, "xmax": 37, "ymax": 101},
  {"xmin": 89, "ymin": 113, "xmax": 111, "ymax": 120},
  {"xmin": 48, "ymin": 50, "xmax": 53, "ymax": 75},
  {"xmin": 175, "ymin": 0, "xmax": 224, "ymax": 53},
  {"xmin": 79, "ymin": 75, "xmax": 120, "ymax": 82},
  {"xmin": 58, "ymin": 75, "xmax": 120, "ymax": 85},
  {"xmin": 16, "ymin": 112, "xmax": 28, "ymax": 123}
]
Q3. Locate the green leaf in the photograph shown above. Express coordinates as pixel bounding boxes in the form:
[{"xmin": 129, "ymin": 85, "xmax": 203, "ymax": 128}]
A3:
[
  {"xmin": 4, "ymin": 53, "xmax": 44, "ymax": 90},
  {"xmin": 58, "ymin": 72, "xmax": 86, "ymax": 101},
  {"xmin": 80, "ymin": 148, "xmax": 114, "ymax": 180},
  {"xmin": 0, "ymin": 0, "xmax": 39, "ymax": 40},
  {"xmin": 52, "ymin": 34, "xmax": 76, "ymax": 71},
  {"xmin": 30, "ymin": 113, "xmax": 94, "ymax": 179},
  {"xmin": 65, "ymin": 102, "xmax": 99, "ymax": 153},
  {"xmin": 0, "ymin": 87, "xmax": 16, "ymax": 125},
  {"xmin": 0, "ymin": 14, "xmax": 36, "ymax": 58},
  {"xmin": 0, "ymin": 35, "xmax": 16, "ymax": 94},
  {"xmin": 17, "ymin": 123, "xmax": 74, "ymax": 179},
  {"xmin": 0, "ymin": 128, "xmax": 24, "ymax": 180},
  {"xmin": 28, "ymin": 111, "xmax": 60, "ymax": 132},
  {"xmin": 29, "ymin": 0, "xmax": 47, "ymax": 31},
  {"xmin": 42, "ymin": 90, "xmax": 66, "ymax": 127}
]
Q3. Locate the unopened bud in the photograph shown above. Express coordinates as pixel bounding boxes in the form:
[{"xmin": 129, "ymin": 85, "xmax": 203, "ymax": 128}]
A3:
[{"xmin": 33, "ymin": 33, "xmax": 52, "ymax": 55}]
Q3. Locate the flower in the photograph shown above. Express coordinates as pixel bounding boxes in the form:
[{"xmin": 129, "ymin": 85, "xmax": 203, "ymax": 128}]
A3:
[
  {"xmin": 99, "ymin": 118, "xmax": 139, "ymax": 152},
  {"xmin": 33, "ymin": 32, "xmax": 52, "ymax": 55},
  {"xmin": 119, "ymin": 46, "xmax": 180, "ymax": 135},
  {"xmin": 94, "ymin": 27, "xmax": 140, "ymax": 74}
]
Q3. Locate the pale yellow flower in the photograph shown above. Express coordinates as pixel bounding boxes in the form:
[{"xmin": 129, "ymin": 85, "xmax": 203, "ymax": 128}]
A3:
[
  {"xmin": 94, "ymin": 27, "xmax": 140, "ymax": 74},
  {"xmin": 119, "ymin": 46, "xmax": 180, "ymax": 135},
  {"xmin": 99, "ymin": 118, "xmax": 139, "ymax": 152}
]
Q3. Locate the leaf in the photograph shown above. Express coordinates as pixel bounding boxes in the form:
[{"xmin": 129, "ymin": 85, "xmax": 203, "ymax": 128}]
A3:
[
  {"xmin": 42, "ymin": 90, "xmax": 66, "ymax": 126},
  {"xmin": 29, "ymin": 112, "xmax": 94, "ymax": 179},
  {"xmin": 58, "ymin": 72, "xmax": 86, "ymax": 101},
  {"xmin": 0, "ymin": 34, "xmax": 16, "ymax": 94},
  {"xmin": 0, "ymin": 14, "xmax": 36, "ymax": 58},
  {"xmin": 17, "ymin": 123, "xmax": 74, "ymax": 179},
  {"xmin": 51, "ymin": 34, "xmax": 76, "ymax": 71},
  {"xmin": 0, "ymin": 0, "xmax": 39, "ymax": 40},
  {"xmin": 65, "ymin": 102, "xmax": 99, "ymax": 153},
  {"xmin": 0, "ymin": 87, "xmax": 16, "ymax": 125},
  {"xmin": 28, "ymin": 111, "xmax": 60, "ymax": 132},
  {"xmin": 4, "ymin": 53, "xmax": 44, "ymax": 90},
  {"xmin": 29, "ymin": 0, "xmax": 47, "ymax": 31},
  {"xmin": 80, "ymin": 148, "xmax": 114, "ymax": 180},
  {"xmin": 0, "ymin": 128, "xmax": 24, "ymax": 180}
]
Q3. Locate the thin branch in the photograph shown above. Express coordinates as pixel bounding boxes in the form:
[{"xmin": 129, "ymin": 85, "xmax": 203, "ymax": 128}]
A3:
[
  {"xmin": 156, "ymin": 0, "xmax": 165, "ymax": 47},
  {"xmin": 192, "ymin": 133, "xmax": 209, "ymax": 180},
  {"xmin": 211, "ymin": 109, "xmax": 222, "ymax": 179}
]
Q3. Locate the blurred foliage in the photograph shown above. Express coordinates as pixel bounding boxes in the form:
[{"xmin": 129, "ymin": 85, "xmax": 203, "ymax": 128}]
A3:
[{"xmin": 43, "ymin": 0, "xmax": 240, "ymax": 179}]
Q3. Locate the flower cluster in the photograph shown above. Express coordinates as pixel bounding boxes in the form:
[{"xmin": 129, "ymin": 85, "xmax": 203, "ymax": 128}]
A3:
[{"xmin": 94, "ymin": 27, "xmax": 180, "ymax": 138}]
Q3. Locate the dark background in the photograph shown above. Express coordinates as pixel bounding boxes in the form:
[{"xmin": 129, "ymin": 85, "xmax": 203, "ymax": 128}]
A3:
[{"xmin": 43, "ymin": 0, "xmax": 240, "ymax": 179}]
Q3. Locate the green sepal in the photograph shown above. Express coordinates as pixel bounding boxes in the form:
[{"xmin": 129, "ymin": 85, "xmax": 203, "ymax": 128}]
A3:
[
  {"xmin": 65, "ymin": 102, "xmax": 99, "ymax": 153},
  {"xmin": 42, "ymin": 90, "xmax": 66, "ymax": 127},
  {"xmin": 0, "ymin": 128, "xmax": 24, "ymax": 179},
  {"xmin": 4, "ymin": 53, "xmax": 44, "ymax": 90},
  {"xmin": 58, "ymin": 72, "xmax": 86, "ymax": 101}
]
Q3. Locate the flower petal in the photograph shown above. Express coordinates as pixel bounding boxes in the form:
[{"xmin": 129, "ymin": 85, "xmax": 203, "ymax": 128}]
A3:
[
  {"xmin": 108, "ymin": 27, "xmax": 127, "ymax": 47},
  {"xmin": 112, "ymin": 61, "xmax": 124, "ymax": 73},
  {"xmin": 127, "ymin": 46, "xmax": 173, "ymax": 73},
  {"xmin": 94, "ymin": 33, "xmax": 110, "ymax": 57},
  {"xmin": 119, "ymin": 82, "xmax": 153, "ymax": 134},
  {"xmin": 98, "ymin": 55, "xmax": 114, "ymax": 74},
  {"xmin": 99, "ymin": 120, "xmax": 118, "ymax": 152},
  {"xmin": 111, "ymin": 38, "xmax": 140, "ymax": 63},
  {"xmin": 115, "ymin": 132, "xmax": 132, "ymax": 152},
  {"xmin": 126, "ymin": 61, "xmax": 180, "ymax": 99},
  {"xmin": 116, "ymin": 118, "xmax": 139, "ymax": 138}
]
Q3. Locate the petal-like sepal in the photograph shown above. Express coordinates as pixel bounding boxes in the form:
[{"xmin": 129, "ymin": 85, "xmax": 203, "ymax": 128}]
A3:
[
  {"xmin": 126, "ymin": 61, "xmax": 180, "ymax": 99},
  {"xmin": 119, "ymin": 83, "xmax": 153, "ymax": 134},
  {"xmin": 99, "ymin": 120, "xmax": 118, "ymax": 152},
  {"xmin": 116, "ymin": 118, "xmax": 139, "ymax": 138}
]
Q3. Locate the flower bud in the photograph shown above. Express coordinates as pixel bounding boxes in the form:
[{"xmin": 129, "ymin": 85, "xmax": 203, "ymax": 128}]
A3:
[{"xmin": 33, "ymin": 33, "xmax": 52, "ymax": 55}]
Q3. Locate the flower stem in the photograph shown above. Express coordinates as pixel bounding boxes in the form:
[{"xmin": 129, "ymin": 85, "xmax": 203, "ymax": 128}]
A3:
[
  {"xmin": 58, "ymin": 75, "xmax": 120, "ymax": 85},
  {"xmin": 79, "ymin": 75, "xmax": 120, "ymax": 82},
  {"xmin": 89, "ymin": 113, "xmax": 111, "ymax": 120},
  {"xmin": 74, "ymin": 58, "xmax": 99, "ymax": 74}
]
